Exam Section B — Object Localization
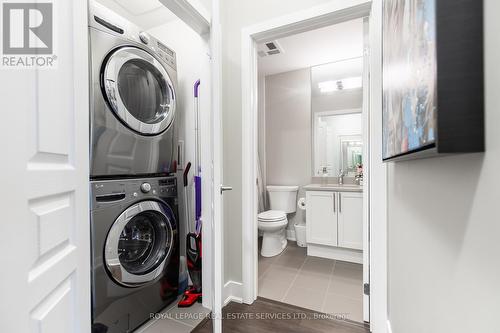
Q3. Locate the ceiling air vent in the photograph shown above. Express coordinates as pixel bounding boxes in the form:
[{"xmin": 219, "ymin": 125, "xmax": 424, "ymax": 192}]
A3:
[{"xmin": 258, "ymin": 40, "xmax": 284, "ymax": 57}]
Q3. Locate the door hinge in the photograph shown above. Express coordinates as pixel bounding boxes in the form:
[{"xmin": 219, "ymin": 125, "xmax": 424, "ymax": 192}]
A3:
[{"xmin": 364, "ymin": 283, "xmax": 370, "ymax": 296}]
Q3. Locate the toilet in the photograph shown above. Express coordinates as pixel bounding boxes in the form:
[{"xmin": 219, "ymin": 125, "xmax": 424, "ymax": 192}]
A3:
[{"xmin": 258, "ymin": 185, "xmax": 299, "ymax": 257}]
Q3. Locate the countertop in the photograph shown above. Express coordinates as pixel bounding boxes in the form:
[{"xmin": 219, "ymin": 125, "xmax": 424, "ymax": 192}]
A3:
[{"xmin": 303, "ymin": 183, "xmax": 363, "ymax": 192}]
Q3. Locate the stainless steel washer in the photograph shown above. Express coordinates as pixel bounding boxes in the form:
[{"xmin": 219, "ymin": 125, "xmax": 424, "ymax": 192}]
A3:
[{"xmin": 91, "ymin": 176, "xmax": 179, "ymax": 333}]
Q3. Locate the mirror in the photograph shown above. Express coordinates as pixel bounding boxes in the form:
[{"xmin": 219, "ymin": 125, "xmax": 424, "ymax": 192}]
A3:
[{"xmin": 311, "ymin": 57, "xmax": 363, "ymax": 177}]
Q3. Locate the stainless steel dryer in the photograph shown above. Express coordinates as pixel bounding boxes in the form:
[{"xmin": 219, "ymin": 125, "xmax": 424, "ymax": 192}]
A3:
[
  {"xmin": 89, "ymin": 1, "xmax": 178, "ymax": 179},
  {"xmin": 91, "ymin": 176, "xmax": 179, "ymax": 333}
]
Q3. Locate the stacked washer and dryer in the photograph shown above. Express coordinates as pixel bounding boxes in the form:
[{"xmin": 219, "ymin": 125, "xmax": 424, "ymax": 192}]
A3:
[{"xmin": 89, "ymin": 2, "xmax": 181, "ymax": 332}]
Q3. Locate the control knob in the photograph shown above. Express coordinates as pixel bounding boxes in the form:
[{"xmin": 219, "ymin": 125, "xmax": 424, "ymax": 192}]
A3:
[{"xmin": 140, "ymin": 182, "xmax": 151, "ymax": 193}]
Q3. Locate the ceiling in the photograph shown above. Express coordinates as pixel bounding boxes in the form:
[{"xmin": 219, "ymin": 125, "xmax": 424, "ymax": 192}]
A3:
[
  {"xmin": 258, "ymin": 18, "xmax": 364, "ymax": 76},
  {"xmin": 96, "ymin": 0, "xmax": 212, "ymax": 30},
  {"xmin": 95, "ymin": 0, "xmax": 177, "ymax": 30}
]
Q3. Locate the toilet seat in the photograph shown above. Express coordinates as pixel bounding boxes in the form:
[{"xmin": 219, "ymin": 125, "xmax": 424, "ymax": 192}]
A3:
[{"xmin": 258, "ymin": 210, "xmax": 286, "ymax": 222}]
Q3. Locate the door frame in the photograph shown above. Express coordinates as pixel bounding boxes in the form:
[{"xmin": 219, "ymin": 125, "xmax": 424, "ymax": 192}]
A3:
[
  {"xmin": 240, "ymin": 0, "xmax": 388, "ymax": 331},
  {"xmin": 157, "ymin": 1, "xmax": 223, "ymax": 331}
]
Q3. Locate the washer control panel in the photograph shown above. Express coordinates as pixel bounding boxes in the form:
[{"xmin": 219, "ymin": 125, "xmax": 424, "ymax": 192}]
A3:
[
  {"xmin": 91, "ymin": 177, "xmax": 177, "ymax": 209},
  {"xmin": 158, "ymin": 178, "xmax": 177, "ymax": 197}
]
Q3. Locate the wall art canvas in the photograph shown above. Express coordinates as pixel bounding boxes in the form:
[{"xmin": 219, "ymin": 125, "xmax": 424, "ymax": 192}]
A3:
[{"xmin": 382, "ymin": 0, "xmax": 437, "ymax": 160}]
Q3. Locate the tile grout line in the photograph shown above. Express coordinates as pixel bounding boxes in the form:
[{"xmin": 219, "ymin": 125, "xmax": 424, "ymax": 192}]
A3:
[
  {"xmin": 280, "ymin": 252, "xmax": 308, "ymax": 302},
  {"xmin": 257, "ymin": 246, "xmax": 298, "ymax": 299},
  {"xmin": 136, "ymin": 299, "xmax": 180, "ymax": 333},
  {"xmin": 320, "ymin": 260, "xmax": 337, "ymax": 312}
]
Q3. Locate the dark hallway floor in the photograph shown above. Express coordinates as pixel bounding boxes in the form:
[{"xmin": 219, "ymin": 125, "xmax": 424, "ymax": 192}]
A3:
[{"xmin": 192, "ymin": 297, "xmax": 369, "ymax": 333}]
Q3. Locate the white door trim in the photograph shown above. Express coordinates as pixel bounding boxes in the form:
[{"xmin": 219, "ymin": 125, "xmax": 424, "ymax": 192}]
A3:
[
  {"xmin": 159, "ymin": 0, "xmax": 211, "ymax": 34},
  {"xmin": 240, "ymin": 0, "xmax": 388, "ymax": 331},
  {"xmin": 367, "ymin": 1, "xmax": 388, "ymax": 332},
  {"xmin": 362, "ymin": 16, "xmax": 371, "ymax": 323}
]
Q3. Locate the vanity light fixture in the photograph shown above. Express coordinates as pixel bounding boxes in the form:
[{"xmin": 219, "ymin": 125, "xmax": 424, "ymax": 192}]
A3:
[{"xmin": 318, "ymin": 76, "xmax": 362, "ymax": 93}]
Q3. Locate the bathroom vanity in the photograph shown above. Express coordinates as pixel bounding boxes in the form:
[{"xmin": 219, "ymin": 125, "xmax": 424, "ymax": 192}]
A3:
[
  {"xmin": 304, "ymin": 58, "xmax": 365, "ymax": 264},
  {"xmin": 304, "ymin": 184, "xmax": 363, "ymax": 264}
]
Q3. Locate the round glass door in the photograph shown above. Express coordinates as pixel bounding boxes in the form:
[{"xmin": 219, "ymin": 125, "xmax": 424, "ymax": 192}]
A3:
[
  {"xmin": 105, "ymin": 201, "xmax": 175, "ymax": 287},
  {"xmin": 102, "ymin": 47, "xmax": 176, "ymax": 135},
  {"xmin": 118, "ymin": 210, "xmax": 170, "ymax": 275}
]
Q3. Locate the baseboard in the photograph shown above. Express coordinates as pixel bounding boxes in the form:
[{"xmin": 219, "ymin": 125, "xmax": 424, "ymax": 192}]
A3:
[
  {"xmin": 286, "ymin": 229, "xmax": 296, "ymax": 241},
  {"xmin": 387, "ymin": 320, "xmax": 393, "ymax": 333},
  {"xmin": 307, "ymin": 244, "xmax": 363, "ymax": 264},
  {"xmin": 223, "ymin": 280, "xmax": 243, "ymax": 306}
]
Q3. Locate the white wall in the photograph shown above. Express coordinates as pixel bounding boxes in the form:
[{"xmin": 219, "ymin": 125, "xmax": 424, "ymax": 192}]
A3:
[
  {"xmin": 221, "ymin": 0, "xmax": 337, "ymax": 285},
  {"xmin": 265, "ymin": 68, "xmax": 312, "ymax": 229},
  {"xmin": 386, "ymin": 1, "xmax": 500, "ymax": 332},
  {"xmin": 147, "ymin": 19, "xmax": 213, "ymax": 308},
  {"xmin": 148, "ymin": 19, "xmax": 207, "ymax": 254}
]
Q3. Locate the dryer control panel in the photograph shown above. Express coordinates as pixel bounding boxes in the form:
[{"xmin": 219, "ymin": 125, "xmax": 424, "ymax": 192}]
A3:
[{"xmin": 89, "ymin": 1, "xmax": 177, "ymax": 70}]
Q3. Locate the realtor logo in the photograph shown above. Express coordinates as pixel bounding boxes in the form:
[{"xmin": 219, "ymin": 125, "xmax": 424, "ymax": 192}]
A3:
[{"xmin": 1, "ymin": 1, "xmax": 56, "ymax": 68}]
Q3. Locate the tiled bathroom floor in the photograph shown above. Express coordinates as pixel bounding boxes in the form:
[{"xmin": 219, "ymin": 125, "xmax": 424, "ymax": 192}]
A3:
[
  {"xmin": 136, "ymin": 296, "xmax": 210, "ymax": 333},
  {"xmin": 258, "ymin": 241, "xmax": 364, "ymax": 322}
]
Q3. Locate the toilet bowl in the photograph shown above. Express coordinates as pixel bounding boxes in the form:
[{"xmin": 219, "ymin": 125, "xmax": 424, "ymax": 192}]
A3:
[
  {"xmin": 258, "ymin": 185, "xmax": 299, "ymax": 257},
  {"xmin": 258, "ymin": 211, "xmax": 288, "ymax": 257}
]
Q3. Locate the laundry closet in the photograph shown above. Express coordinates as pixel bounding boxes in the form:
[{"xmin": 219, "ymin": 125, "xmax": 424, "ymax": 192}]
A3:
[{"xmin": 89, "ymin": 1, "xmax": 214, "ymax": 332}]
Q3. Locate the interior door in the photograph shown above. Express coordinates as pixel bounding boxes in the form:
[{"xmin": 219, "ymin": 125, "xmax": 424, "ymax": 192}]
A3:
[
  {"xmin": 0, "ymin": 1, "xmax": 90, "ymax": 332},
  {"xmin": 210, "ymin": 2, "xmax": 224, "ymax": 332}
]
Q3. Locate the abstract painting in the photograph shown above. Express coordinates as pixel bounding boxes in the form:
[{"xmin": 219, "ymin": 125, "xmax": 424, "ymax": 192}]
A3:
[{"xmin": 382, "ymin": 0, "xmax": 437, "ymax": 160}]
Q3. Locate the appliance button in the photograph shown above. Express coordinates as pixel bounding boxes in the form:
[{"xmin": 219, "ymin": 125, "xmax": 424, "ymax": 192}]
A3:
[
  {"xmin": 140, "ymin": 182, "xmax": 152, "ymax": 193},
  {"xmin": 139, "ymin": 32, "xmax": 150, "ymax": 44}
]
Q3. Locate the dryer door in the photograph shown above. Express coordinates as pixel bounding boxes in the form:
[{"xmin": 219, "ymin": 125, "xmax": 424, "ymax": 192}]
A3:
[
  {"xmin": 102, "ymin": 46, "xmax": 176, "ymax": 135},
  {"xmin": 105, "ymin": 200, "xmax": 175, "ymax": 287}
]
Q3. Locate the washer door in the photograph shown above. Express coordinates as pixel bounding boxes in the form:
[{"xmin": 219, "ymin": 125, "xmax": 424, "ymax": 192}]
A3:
[
  {"xmin": 102, "ymin": 46, "xmax": 176, "ymax": 135},
  {"xmin": 105, "ymin": 200, "xmax": 175, "ymax": 287}
]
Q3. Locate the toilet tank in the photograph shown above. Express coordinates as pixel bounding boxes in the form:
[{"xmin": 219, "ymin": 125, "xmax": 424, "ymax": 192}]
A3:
[{"xmin": 267, "ymin": 185, "xmax": 299, "ymax": 213}]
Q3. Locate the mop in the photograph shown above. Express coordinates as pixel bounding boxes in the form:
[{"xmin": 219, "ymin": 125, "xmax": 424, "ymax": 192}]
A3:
[{"xmin": 178, "ymin": 80, "xmax": 203, "ymax": 307}]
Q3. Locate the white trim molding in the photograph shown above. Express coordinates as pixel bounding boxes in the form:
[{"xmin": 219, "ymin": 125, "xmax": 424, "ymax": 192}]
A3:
[
  {"xmin": 307, "ymin": 245, "xmax": 363, "ymax": 264},
  {"xmin": 159, "ymin": 0, "xmax": 210, "ymax": 35},
  {"xmin": 223, "ymin": 281, "xmax": 243, "ymax": 306},
  {"xmin": 387, "ymin": 320, "xmax": 393, "ymax": 333}
]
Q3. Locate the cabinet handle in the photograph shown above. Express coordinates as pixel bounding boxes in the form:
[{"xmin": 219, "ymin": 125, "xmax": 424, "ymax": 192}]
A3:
[
  {"xmin": 333, "ymin": 193, "xmax": 336, "ymax": 212},
  {"xmin": 339, "ymin": 193, "xmax": 342, "ymax": 213}
]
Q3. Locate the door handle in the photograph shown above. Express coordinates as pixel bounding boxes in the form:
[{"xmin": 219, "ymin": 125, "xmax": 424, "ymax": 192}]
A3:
[
  {"xmin": 339, "ymin": 193, "xmax": 342, "ymax": 213},
  {"xmin": 220, "ymin": 185, "xmax": 233, "ymax": 194},
  {"xmin": 333, "ymin": 193, "xmax": 336, "ymax": 212}
]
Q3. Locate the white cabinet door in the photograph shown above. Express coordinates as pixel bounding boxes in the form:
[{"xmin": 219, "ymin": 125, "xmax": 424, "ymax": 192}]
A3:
[
  {"xmin": 306, "ymin": 191, "xmax": 337, "ymax": 246},
  {"xmin": 338, "ymin": 192, "xmax": 363, "ymax": 250},
  {"xmin": 0, "ymin": 1, "xmax": 90, "ymax": 332}
]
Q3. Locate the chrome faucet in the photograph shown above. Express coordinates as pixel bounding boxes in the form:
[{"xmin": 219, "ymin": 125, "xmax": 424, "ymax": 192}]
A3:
[{"xmin": 338, "ymin": 169, "xmax": 345, "ymax": 185}]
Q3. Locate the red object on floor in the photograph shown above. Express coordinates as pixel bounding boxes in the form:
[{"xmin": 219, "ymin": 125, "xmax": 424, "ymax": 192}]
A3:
[{"xmin": 178, "ymin": 286, "xmax": 202, "ymax": 307}]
